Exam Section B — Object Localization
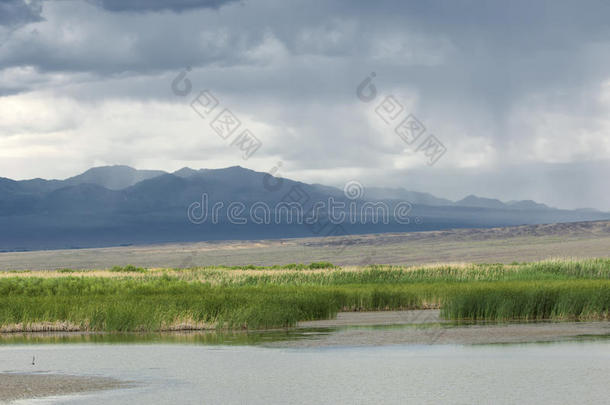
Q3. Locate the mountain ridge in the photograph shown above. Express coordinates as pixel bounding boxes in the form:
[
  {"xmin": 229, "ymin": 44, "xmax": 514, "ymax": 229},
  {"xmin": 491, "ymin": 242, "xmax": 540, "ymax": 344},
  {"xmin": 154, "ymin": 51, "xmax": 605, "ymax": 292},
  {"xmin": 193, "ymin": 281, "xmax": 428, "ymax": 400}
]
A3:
[
  {"xmin": 0, "ymin": 165, "xmax": 608, "ymax": 251},
  {"xmin": 1, "ymin": 165, "xmax": 586, "ymax": 211}
]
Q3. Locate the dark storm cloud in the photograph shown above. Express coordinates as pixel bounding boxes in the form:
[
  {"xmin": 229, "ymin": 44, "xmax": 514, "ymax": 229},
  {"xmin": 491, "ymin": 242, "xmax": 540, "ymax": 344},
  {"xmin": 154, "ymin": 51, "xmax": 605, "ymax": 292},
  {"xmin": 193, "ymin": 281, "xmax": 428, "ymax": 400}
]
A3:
[
  {"xmin": 92, "ymin": 0, "xmax": 237, "ymax": 13},
  {"xmin": 3, "ymin": 0, "xmax": 609, "ymax": 111},
  {"xmin": 2, "ymin": 1, "xmax": 608, "ymax": 81},
  {"xmin": 0, "ymin": 0, "xmax": 43, "ymax": 27}
]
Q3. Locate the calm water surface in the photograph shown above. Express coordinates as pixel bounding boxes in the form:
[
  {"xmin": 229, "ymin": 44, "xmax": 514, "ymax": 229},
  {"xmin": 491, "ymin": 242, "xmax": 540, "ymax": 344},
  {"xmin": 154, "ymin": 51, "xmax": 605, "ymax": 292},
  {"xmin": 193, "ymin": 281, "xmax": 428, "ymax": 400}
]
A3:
[{"xmin": 1, "ymin": 329, "xmax": 609, "ymax": 405}]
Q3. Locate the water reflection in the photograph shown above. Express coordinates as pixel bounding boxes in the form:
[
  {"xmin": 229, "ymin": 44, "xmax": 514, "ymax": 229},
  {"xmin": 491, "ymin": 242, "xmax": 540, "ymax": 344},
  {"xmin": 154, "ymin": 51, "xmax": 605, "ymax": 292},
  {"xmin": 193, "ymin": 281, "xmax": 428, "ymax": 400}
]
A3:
[
  {"xmin": 1, "ymin": 321, "xmax": 609, "ymax": 347},
  {"xmin": 0, "ymin": 328, "xmax": 334, "ymax": 346}
]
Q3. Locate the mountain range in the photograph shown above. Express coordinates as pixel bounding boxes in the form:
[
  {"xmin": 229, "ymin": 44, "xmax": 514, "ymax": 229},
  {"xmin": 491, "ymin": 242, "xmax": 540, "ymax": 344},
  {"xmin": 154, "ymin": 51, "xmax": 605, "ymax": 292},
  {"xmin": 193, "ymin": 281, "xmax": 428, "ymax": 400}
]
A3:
[{"xmin": 0, "ymin": 165, "xmax": 608, "ymax": 251}]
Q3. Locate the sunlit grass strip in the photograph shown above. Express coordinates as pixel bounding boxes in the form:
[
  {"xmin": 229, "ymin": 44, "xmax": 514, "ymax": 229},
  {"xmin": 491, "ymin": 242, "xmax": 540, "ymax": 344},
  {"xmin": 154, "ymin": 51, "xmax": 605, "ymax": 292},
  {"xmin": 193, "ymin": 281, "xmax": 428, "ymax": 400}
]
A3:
[{"xmin": 3, "ymin": 258, "xmax": 610, "ymax": 284}]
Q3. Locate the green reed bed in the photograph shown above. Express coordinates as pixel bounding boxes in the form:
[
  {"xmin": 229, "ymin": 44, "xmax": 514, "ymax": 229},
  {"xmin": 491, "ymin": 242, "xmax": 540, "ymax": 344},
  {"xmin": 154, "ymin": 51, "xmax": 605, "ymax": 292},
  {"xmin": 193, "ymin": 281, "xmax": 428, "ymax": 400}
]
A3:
[
  {"xmin": 440, "ymin": 280, "xmax": 610, "ymax": 321},
  {"xmin": 0, "ymin": 277, "xmax": 436, "ymax": 331},
  {"xmin": 1, "ymin": 267, "xmax": 609, "ymax": 331}
]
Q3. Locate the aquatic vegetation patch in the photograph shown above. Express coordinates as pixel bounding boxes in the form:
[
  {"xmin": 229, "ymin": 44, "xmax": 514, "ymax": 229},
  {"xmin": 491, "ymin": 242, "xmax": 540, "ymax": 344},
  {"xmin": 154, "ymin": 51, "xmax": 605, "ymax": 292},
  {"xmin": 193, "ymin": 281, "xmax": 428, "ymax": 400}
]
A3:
[{"xmin": 0, "ymin": 259, "xmax": 608, "ymax": 332}]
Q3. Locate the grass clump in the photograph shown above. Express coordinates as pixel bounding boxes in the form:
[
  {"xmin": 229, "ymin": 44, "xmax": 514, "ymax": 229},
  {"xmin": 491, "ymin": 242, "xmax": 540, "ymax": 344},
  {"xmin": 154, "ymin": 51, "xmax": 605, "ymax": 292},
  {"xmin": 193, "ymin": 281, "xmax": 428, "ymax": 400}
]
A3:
[{"xmin": 109, "ymin": 265, "xmax": 147, "ymax": 273}]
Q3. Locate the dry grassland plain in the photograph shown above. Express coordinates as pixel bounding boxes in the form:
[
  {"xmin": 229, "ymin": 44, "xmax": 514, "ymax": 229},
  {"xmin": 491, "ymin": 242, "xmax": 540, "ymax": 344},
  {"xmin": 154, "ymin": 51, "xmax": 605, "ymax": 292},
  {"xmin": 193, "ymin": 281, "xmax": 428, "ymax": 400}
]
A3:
[{"xmin": 1, "ymin": 220, "xmax": 609, "ymax": 271}]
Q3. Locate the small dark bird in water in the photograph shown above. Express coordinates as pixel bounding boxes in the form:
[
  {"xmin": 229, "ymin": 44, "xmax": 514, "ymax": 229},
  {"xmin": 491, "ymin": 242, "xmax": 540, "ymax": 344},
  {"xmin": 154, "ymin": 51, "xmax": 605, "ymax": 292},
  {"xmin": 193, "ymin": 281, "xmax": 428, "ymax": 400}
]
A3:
[{"xmin": 31, "ymin": 356, "xmax": 35, "ymax": 366}]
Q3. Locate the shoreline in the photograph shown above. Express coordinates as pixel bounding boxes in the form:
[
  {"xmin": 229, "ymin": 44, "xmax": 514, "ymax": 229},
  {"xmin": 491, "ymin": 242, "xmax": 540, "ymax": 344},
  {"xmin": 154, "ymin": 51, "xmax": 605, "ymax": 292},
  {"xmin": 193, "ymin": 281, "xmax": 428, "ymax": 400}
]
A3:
[
  {"xmin": 0, "ymin": 373, "xmax": 128, "ymax": 402},
  {"xmin": 1, "ymin": 310, "xmax": 609, "ymax": 347},
  {"xmin": 0, "ymin": 310, "xmax": 444, "ymax": 334},
  {"xmin": 1, "ymin": 310, "xmax": 608, "ymax": 335}
]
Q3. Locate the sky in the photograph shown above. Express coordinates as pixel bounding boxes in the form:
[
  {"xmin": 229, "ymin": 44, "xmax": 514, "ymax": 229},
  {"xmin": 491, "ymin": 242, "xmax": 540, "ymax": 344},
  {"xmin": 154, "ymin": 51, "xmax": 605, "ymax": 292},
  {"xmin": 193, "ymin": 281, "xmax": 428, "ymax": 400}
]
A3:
[{"xmin": 1, "ymin": 0, "xmax": 609, "ymax": 210}]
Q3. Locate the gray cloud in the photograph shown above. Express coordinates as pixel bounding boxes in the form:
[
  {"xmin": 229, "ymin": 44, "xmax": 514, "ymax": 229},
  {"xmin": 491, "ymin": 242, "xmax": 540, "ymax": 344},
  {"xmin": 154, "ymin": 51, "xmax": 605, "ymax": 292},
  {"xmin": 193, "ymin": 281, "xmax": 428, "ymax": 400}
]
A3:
[
  {"xmin": 0, "ymin": 0, "xmax": 43, "ymax": 27},
  {"xmin": 91, "ymin": 0, "xmax": 237, "ymax": 13}
]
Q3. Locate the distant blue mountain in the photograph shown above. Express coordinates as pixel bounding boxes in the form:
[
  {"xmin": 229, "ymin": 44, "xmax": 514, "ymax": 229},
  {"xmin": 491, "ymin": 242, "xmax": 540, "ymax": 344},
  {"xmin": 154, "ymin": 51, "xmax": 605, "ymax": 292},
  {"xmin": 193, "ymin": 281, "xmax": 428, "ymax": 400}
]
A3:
[{"xmin": 0, "ymin": 165, "xmax": 607, "ymax": 251}]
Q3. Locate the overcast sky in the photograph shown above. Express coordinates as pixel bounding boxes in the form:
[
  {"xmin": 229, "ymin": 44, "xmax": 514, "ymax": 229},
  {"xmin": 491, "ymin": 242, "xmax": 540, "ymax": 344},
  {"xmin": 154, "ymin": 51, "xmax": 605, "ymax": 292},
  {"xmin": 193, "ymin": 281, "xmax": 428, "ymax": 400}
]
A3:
[{"xmin": 1, "ymin": 0, "xmax": 609, "ymax": 209}]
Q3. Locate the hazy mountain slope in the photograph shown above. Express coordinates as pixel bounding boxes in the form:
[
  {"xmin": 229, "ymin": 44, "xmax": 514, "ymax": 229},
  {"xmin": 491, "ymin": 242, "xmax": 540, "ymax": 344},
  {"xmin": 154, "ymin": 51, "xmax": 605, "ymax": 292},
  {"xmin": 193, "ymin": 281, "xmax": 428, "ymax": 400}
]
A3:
[
  {"xmin": 365, "ymin": 187, "xmax": 454, "ymax": 206},
  {"xmin": 455, "ymin": 195, "xmax": 506, "ymax": 209},
  {"xmin": 0, "ymin": 165, "xmax": 608, "ymax": 250},
  {"xmin": 63, "ymin": 165, "xmax": 166, "ymax": 190}
]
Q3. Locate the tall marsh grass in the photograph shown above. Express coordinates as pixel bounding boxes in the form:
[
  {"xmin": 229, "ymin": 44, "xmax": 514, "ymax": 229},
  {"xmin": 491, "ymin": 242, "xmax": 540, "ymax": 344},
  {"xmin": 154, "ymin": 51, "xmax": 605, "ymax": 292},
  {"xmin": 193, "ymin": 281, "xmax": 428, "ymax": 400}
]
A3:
[
  {"xmin": 1, "ymin": 259, "xmax": 609, "ymax": 332},
  {"xmin": 441, "ymin": 280, "xmax": 610, "ymax": 321},
  {"xmin": 0, "ymin": 277, "xmax": 436, "ymax": 331}
]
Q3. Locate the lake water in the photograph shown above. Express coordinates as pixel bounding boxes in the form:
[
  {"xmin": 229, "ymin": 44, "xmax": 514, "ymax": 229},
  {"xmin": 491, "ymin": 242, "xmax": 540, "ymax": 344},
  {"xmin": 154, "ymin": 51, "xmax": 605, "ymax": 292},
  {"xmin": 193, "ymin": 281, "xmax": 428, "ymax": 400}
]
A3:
[{"xmin": 1, "ymin": 330, "xmax": 610, "ymax": 404}]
